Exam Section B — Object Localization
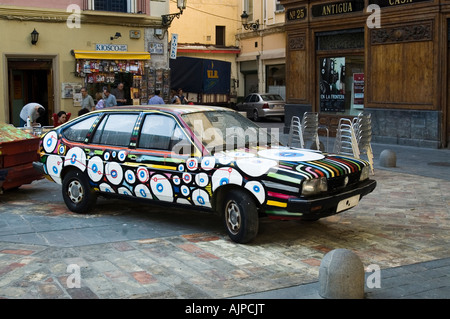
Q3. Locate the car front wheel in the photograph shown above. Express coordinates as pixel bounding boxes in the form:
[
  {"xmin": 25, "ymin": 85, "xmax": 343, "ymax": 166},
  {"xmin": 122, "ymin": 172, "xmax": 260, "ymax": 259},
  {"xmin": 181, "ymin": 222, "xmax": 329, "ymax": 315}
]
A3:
[
  {"xmin": 62, "ymin": 170, "xmax": 97, "ymax": 214},
  {"xmin": 222, "ymin": 189, "xmax": 259, "ymax": 244}
]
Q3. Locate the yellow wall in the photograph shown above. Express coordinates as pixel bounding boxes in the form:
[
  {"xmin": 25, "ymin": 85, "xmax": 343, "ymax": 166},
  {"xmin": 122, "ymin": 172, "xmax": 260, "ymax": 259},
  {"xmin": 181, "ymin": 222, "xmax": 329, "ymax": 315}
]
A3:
[
  {"xmin": 169, "ymin": 0, "xmax": 240, "ymax": 46},
  {"xmin": 0, "ymin": 6, "xmax": 153, "ymax": 124}
]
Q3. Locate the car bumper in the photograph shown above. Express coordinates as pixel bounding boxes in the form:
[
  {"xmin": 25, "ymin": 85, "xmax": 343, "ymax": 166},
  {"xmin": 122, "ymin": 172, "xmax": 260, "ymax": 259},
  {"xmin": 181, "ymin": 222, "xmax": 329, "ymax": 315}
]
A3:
[
  {"xmin": 267, "ymin": 179, "xmax": 377, "ymax": 219},
  {"xmin": 260, "ymin": 108, "xmax": 285, "ymax": 117},
  {"xmin": 33, "ymin": 161, "xmax": 45, "ymax": 174}
]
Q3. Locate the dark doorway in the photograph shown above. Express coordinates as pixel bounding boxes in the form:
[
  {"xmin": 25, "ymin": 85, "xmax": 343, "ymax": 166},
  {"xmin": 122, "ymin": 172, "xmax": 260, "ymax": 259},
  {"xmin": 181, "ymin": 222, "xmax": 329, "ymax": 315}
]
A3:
[{"xmin": 8, "ymin": 60, "xmax": 53, "ymax": 126}]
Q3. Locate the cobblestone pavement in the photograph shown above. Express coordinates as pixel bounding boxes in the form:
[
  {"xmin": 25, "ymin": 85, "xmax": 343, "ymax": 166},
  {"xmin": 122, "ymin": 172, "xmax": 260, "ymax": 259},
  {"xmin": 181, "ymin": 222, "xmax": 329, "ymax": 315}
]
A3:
[{"xmin": 1, "ymin": 166, "xmax": 449, "ymax": 299}]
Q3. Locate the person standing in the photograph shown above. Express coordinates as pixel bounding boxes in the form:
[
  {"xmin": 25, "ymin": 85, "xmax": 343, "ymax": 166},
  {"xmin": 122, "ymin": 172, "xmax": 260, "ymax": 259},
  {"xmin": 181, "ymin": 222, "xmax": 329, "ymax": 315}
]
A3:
[
  {"xmin": 170, "ymin": 89, "xmax": 181, "ymax": 104},
  {"xmin": 148, "ymin": 90, "xmax": 165, "ymax": 105},
  {"xmin": 19, "ymin": 103, "xmax": 45, "ymax": 127},
  {"xmin": 103, "ymin": 88, "xmax": 117, "ymax": 107},
  {"xmin": 178, "ymin": 88, "xmax": 188, "ymax": 104},
  {"xmin": 80, "ymin": 87, "xmax": 95, "ymax": 111},
  {"xmin": 111, "ymin": 83, "xmax": 127, "ymax": 106}
]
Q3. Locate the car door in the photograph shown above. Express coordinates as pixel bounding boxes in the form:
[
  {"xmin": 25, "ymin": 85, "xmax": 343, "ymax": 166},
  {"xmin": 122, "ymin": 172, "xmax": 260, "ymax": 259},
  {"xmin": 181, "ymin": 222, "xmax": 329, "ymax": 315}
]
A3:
[
  {"xmin": 241, "ymin": 94, "xmax": 254, "ymax": 117},
  {"xmin": 129, "ymin": 112, "xmax": 203, "ymax": 206},
  {"xmin": 87, "ymin": 112, "xmax": 140, "ymax": 194}
]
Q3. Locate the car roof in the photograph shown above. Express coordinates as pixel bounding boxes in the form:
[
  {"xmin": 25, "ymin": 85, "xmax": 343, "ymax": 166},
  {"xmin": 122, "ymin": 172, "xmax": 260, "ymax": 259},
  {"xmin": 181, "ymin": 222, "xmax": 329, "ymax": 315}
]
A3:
[{"xmin": 91, "ymin": 104, "xmax": 231, "ymax": 116}]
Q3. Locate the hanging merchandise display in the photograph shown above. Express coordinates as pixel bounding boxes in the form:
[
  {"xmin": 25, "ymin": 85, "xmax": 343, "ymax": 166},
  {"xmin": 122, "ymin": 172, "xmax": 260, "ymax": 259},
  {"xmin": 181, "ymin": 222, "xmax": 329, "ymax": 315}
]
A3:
[
  {"xmin": 73, "ymin": 50, "xmax": 152, "ymax": 105},
  {"xmin": 147, "ymin": 68, "xmax": 171, "ymax": 103}
]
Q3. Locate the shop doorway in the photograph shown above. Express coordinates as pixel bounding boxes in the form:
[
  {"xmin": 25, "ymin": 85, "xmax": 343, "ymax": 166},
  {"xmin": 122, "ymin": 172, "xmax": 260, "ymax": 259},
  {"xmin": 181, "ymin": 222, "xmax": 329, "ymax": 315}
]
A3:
[{"xmin": 8, "ymin": 59, "xmax": 54, "ymax": 126}]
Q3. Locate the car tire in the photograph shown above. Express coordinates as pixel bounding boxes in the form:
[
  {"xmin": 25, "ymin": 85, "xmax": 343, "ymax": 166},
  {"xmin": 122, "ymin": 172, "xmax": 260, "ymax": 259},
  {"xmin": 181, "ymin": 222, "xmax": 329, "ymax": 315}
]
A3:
[
  {"xmin": 252, "ymin": 110, "xmax": 260, "ymax": 122},
  {"xmin": 222, "ymin": 189, "xmax": 259, "ymax": 244},
  {"xmin": 62, "ymin": 169, "xmax": 97, "ymax": 214}
]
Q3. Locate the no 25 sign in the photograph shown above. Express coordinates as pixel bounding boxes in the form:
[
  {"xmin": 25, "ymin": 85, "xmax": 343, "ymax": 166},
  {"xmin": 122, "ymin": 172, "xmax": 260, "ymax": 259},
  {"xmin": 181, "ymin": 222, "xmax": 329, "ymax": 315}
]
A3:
[{"xmin": 287, "ymin": 6, "xmax": 307, "ymax": 21}]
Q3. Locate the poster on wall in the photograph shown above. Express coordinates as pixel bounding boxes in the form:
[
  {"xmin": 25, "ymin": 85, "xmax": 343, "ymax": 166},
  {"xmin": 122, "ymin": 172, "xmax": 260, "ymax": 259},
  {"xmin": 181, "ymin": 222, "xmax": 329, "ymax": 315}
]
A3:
[{"xmin": 319, "ymin": 57, "xmax": 345, "ymax": 112}]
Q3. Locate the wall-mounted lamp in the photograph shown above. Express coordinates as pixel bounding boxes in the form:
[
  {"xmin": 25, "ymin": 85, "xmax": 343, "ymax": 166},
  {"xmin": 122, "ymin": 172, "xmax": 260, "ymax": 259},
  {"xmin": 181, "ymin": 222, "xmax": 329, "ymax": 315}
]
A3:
[
  {"xmin": 161, "ymin": 0, "xmax": 187, "ymax": 27},
  {"xmin": 241, "ymin": 11, "xmax": 259, "ymax": 31},
  {"xmin": 31, "ymin": 28, "xmax": 39, "ymax": 45},
  {"xmin": 110, "ymin": 32, "xmax": 122, "ymax": 40}
]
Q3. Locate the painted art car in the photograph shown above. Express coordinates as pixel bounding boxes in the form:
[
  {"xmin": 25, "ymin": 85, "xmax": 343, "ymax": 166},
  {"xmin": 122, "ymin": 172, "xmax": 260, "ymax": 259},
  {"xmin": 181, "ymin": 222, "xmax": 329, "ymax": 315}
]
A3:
[{"xmin": 33, "ymin": 105, "xmax": 376, "ymax": 243}]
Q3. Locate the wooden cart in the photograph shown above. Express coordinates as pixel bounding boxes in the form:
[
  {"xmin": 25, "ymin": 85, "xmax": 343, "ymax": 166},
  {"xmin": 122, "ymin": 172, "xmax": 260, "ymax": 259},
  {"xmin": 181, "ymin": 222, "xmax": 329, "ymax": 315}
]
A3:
[{"xmin": 0, "ymin": 124, "xmax": 43, "ymax": 193}]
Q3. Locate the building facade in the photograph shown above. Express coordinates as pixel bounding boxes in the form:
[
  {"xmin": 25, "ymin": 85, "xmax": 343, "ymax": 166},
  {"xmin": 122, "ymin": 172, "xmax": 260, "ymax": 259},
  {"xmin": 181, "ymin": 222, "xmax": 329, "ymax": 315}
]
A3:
[
  {"xmin": 281, "ymin": 0, "xmax": 450, "ymax": 148},
  {"xmin": 236, "ymin": 0, "xmax": 287, "ymax": 100},
  {"xmin": 0, "ymin": 0, "xmax": 169, "ymax": 126}
]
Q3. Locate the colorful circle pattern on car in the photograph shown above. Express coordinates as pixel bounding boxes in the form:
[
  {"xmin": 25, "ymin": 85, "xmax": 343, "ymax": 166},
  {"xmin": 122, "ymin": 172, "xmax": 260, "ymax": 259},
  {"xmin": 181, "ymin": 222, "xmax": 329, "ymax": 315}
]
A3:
[{"xmin": 258, "ymin": 148, "xmax": 325, "ymax": 162}]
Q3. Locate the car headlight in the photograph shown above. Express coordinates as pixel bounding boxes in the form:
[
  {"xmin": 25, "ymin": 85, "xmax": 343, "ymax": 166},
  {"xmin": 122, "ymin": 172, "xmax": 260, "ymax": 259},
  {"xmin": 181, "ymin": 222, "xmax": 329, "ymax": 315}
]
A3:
[
  {"xmin": 359, "ymin": 166, "xmax": 370, "ymax": 181},
  {"xmin": 302, "ymin": 177, "xmax": 328, "ymax": 196}
]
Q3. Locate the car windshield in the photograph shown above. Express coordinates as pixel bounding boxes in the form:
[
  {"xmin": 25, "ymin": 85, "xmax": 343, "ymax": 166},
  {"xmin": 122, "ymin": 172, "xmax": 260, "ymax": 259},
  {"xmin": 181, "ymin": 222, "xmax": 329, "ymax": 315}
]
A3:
[
  {"xmin": 260, "ymin": 94, "xmax": 284, "ymax": 101},
  {"xmin": 181, "ymin": 110, "xmax": 282, "ymax": 154}
]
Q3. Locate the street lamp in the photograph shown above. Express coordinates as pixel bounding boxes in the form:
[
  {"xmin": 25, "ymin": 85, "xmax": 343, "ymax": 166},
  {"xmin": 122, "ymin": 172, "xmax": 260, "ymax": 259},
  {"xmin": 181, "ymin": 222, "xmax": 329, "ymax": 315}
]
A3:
[
  {"xmin": 241, "ymin": 11, "xmax": 259, "ymax": 31},
  {"xmin": 31, "ymin": 28, "xmax": 39, "ymax": 45},
  {"xmin": 162, "ymin": 0, "xmax": 187, "ymax": 27}
]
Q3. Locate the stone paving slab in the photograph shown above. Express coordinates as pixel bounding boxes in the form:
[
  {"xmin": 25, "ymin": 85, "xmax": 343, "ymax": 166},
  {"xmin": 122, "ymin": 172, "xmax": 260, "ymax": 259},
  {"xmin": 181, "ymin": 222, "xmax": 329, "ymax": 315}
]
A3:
[{"xmin": 0, "ymin": 168, "xmax": 449, "ymax": 299}]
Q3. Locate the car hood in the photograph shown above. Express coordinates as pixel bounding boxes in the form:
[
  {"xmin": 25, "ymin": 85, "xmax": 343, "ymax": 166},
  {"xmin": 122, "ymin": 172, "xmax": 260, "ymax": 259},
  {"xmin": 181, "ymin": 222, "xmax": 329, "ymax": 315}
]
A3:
[{"xmin": 212, "ymin": 146, "xmax": 367, "ymax": 180}]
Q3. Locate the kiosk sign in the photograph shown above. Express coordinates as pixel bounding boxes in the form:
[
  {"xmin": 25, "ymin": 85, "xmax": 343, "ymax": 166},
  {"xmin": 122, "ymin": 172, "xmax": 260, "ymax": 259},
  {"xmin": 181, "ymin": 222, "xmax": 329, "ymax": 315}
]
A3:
[{"xmin": 95, "ymin": 44, "xmax": 128, "ymax": 52}]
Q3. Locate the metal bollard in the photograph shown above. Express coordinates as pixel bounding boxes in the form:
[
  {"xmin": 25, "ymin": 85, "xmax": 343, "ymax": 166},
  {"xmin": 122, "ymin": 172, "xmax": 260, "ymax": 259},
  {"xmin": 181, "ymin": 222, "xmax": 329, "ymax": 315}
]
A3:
[
  {"xmin": 319, "ymin": 249, "xmax": 365, "ymax": 299},
  {"xmin": 379, "ymin": 149, "xmax": 397, "ymax": 167}
]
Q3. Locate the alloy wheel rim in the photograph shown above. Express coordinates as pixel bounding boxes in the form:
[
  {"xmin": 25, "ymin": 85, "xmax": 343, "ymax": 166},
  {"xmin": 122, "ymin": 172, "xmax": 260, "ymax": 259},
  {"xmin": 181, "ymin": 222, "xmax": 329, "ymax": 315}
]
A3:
[
  {"xmin": 226, "ymin": 201, "xmax": 241, "ymax": 235},
  {"xmin": 68, "ymin": 180, "xmax": 84, "ymax": 204}
]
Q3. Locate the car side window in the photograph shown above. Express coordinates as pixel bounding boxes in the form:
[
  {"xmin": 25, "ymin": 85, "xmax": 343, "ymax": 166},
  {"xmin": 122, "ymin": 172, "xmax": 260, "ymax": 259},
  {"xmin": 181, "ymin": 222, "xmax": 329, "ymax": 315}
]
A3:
[
  {"xmin": 91, "ymin": 113, "xmax": 138, "ymax": 147},
  {"xmin": 62, "ymin": 115, "xmax": 99, "ymax": 142},
  {"xmin": 244, "ymin": 95, "xmax": 252, "ymax": 103},
  {"xmin": 138, "ymin": 114, "xmax": 189, "ymax": 151},
  {"xmin": 250, "ymin": 95, "xmax": 259, "ymax": 102}
]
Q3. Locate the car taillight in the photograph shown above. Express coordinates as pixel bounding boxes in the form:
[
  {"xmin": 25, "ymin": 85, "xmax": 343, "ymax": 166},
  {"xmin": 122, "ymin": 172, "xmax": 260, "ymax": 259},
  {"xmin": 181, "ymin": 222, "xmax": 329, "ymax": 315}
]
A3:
[{"xmin": 262, "ymin": 103, "xmax": 269, "ymax": 109}]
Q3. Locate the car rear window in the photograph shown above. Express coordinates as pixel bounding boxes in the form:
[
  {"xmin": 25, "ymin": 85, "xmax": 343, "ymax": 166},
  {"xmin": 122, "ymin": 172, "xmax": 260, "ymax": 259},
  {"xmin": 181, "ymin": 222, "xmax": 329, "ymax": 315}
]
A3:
[
  {"xmin": 260, "ymin": 94, "xmax": 283, "ymax": 101},
  {"xmin": 62, "ymin": 115, "xmax": 99, "ymax": 142}
]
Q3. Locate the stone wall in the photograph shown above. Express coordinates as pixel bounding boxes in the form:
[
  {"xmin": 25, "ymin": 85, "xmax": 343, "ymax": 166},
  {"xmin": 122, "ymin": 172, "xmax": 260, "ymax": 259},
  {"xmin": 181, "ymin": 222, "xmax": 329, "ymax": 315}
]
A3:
[{"xmin": 366, "ymin": 109, "xmax": 440, "ymax": 148}]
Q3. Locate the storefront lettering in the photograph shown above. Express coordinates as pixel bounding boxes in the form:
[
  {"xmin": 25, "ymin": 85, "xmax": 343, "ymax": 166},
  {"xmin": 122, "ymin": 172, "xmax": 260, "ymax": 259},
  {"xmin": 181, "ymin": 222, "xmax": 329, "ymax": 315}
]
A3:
[
  {"xmin": 388, "ymin": 0, "xmax": 412, "ymax": 4},
  {"xmin": 368, "ymin": 0, "xmax": 430, "ymax": 8},
  {"xmin": 322, "ymin": 2, "xmax": 353, "ymax": 16},
  {"xmin": 207, "ymin": 70, "xmax": 219, "ymax": 79},
  {"xmin": 312, "ymin": 1, "xmax": 364, "ymax": 17},
  {"xmin": 95, "ymin": 44, "xmax": 128, "ymax": 52},
  {"xmin": 287, "ymin": 7, "xmax": 307, "ymax": 21}
]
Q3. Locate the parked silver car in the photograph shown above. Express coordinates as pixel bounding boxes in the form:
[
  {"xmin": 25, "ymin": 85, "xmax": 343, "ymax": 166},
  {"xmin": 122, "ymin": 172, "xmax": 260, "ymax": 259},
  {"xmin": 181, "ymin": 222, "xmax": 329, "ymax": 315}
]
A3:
[{"xmin": 237, "ymin": 93, "xmax": 285, "ymax": 121}]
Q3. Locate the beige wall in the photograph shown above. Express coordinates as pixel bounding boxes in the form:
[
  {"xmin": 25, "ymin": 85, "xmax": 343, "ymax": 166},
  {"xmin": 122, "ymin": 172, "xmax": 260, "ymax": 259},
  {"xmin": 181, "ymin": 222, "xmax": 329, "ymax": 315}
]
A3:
[
  {"xmin": 169, "ymin": 0, "xmax": 240, "ymax": 46},
  {"xmin": 0, "ymin": 6, "xmax": 157, "ymax": 124}
]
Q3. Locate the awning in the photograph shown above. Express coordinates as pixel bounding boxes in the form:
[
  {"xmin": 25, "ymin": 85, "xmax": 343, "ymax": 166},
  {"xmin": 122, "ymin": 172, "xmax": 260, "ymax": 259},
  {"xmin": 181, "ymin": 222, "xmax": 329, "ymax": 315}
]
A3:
[{"xmin": 73, "ymin": 50, "xmax": 150, "ymax": 60}]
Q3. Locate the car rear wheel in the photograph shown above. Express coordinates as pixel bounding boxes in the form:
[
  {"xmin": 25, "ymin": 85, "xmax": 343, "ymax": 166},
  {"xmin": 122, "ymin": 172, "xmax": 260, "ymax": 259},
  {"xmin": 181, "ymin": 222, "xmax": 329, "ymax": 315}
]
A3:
[
  {"xmin": 222, "ymin": 189, "xmax": 259, "ymax": 244},
  {"xmin": 252, "ymin": 110, "xmax": 260, "ymax": 122},
  {"xmin": 62, "ymin": 170, "xmax": 97, "ymax": 214}
]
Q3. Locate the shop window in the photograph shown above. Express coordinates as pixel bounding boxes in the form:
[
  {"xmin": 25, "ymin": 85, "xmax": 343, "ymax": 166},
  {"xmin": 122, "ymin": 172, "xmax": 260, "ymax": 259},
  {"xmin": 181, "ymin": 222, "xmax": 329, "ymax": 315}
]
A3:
[
  {"xmin": 316, "ymin": 29, "xmax": 364, "ymax": 115},
  {"xmin": 316, "ymin": 28, "xmax": 364, "ymax": 51},
  {"xmin": 319, "ymin": 56, "xmax": 364, "ymax": 115}
]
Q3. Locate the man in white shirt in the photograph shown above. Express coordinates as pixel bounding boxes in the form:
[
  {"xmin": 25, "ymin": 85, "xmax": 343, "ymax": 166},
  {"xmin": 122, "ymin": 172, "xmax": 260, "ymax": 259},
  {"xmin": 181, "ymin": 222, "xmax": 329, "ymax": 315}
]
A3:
[{"xmin": 19, "ymin": 103, "xmax": 45, "ymax": 127}]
